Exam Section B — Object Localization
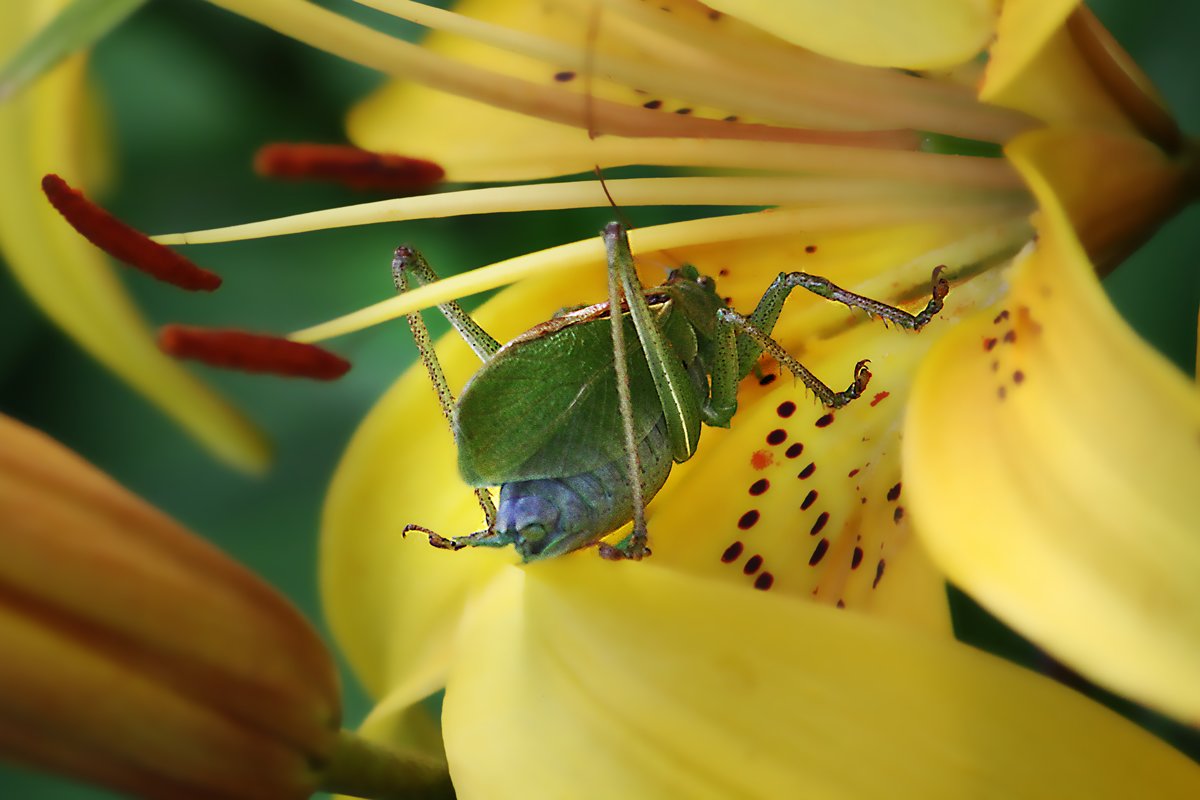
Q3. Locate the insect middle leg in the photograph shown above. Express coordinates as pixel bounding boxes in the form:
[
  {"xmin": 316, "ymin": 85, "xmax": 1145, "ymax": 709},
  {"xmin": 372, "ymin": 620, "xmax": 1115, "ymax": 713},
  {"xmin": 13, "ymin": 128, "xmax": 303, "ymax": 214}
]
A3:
[{"xmin": 391, "ymin": 246, "xmax": 502, "ymax": 533}]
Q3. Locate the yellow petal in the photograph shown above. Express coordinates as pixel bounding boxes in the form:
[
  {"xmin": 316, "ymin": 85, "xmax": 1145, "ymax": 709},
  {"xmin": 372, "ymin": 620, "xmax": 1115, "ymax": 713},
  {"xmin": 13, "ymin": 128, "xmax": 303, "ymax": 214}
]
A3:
[
  {"xmin": 981, "ymin": 3, "xmax": 1135, "ymax": 132},
  {"xmin": 0, "ymin": 3, "xmax": 268, "ymax": 473},
  {"xmin": 701, "ymin": 0, "xmax": 997, "ymax": 70},
  {"xmin": 0, "ymin": 414, "xmax": 337, "ymax": 797},
  {"xmin": 904, "ymin": 136, "xmax": 1200, "ymax": 721},
  {"xmin": 442, "ymin": 559, "xmax": 1200, "ymax": 798}
]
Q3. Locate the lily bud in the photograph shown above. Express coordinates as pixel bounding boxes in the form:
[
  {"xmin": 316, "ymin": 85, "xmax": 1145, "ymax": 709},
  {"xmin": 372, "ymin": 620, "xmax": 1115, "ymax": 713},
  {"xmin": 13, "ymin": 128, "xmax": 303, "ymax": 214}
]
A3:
[{"xmin": 0, "ymin": 414, "xmax": 339, "ymax": 799}]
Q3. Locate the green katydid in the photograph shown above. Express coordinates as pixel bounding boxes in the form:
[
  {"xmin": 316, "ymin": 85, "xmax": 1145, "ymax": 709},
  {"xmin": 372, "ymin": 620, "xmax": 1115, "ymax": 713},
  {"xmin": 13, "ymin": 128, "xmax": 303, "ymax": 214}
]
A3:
[{"xmin": 397, "ymin": 222, "xmax": 948, "ymax": 562}]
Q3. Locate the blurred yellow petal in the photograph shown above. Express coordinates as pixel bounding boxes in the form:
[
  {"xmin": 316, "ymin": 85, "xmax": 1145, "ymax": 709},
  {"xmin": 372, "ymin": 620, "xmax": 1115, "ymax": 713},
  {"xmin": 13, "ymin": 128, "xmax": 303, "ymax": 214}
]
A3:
[
  {"xmin": 0, "ymin": 2, "xmax": 268, "ymax": 473},
  {"xmin": 443, "ymin": 558, "xmax": 1200, "ymax": 798},
  {"xmin": 904, "ymin": 133, "xmax": 1200, "ymax": 722},
  {"xmin": 0, "ymin": 414, "xmax": 337, "ymax": 798},
  {"xmin": 701, "ymin": 0, "xmax": 997, "ymax": 70}
]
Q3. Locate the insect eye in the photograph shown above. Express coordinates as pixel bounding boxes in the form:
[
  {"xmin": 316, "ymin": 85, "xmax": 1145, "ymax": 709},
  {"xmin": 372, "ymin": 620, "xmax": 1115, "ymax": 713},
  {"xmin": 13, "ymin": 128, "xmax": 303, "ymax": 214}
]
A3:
[{"xmin": 696, "ymin": 275, "xmax": 715, "ymax": 290}]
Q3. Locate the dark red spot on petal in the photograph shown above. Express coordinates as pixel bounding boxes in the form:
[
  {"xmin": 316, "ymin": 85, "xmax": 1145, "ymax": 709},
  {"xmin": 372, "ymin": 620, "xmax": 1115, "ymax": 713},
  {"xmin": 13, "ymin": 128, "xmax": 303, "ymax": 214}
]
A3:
[
  {"xmin": 553, "ymin": 70, "xmax": 576, "ymax": 82},
  {"xmin": 809, "ymin": 538, "xmax": 830, "ymax": 566},
  {"xmin": 851, "ymin": 547, "xmax": 864, "ymax": 570},
  {"xmin": 1013, "ymin": 370, "xmax": 1025, "ymax": 384},
  {"xmin": 642, "ymin": 99, "xmax": 663, "ymax": 109},
  {"xmin": 722, "ymin": 115, "xmax": 739, "ymax": 122},
  {"xmin": 776, "ymin": 401, "xmax": 796, "ymax": 418},
  {"xmin": 785, "ymin": 442, "xmax": 804, "ymax": 459},
  {"xmin": 798, "ymin": 462, "xmax": 816, "ymax": 479},
  {"xmin": 717, "ymin": 268, "xmax": 729, "ymax": 277},
  {"xmin": 886, "ymin": 482, "xmax": 902, "ymax": 502},
  {"xmin": 836, "ymin": 599, "xmax": 846, "ymax": 609},
  {"xmin": 848, "ymin": 468, "xmax": 859, "ymax": 478},
  {"xmin": 254, "ymin": 144, "xmax": 445, "ymax": 192},
  {"xmin": 766, "ymin": 428, "xmax": 788, "ymax": 445},
  {"xmin": 870, "ymin": 391, "xmax": 890, "ymax": 407},
  {"xmin": 758, "ymin": 373, "xmax": 777, "ymax": 386},
  {"xmin": 801, "ymin": 489, "xmax": 818, "ymax": 511},
  {"xmin": 743, "ymin": 554, "xmax": 763, "ymax": 574},
  {"xmin": 748, "ymin": 479, "xmax": 770, "ymax": 496},
  {"xmin": 809, "ymin": 511, "xmax": 829, "ymax": 536},
  {"xmin": 873, "ymin": 559, "xmax": 887, "ymax": 588},
  {"xmin": 674, "ymin": 107, "xmax": 693, "ymax": 115},
  {"xmin": 737, "ymin": 510, "xmax": 760, "ymax": 530},
  {"xmin": 720, "ymin": 541, "xmax": 744, "ymax": 563},
  {"xmin": 893, "ymin": 506, "xmax": 905, "ymax": 523},
  {"xmin": 41, "ymin": 174, "xmax": 221, "ymax": 291},
  {"xmin": 994, "ymin": 309, "xmax": 1010, "ymax": 324},
  {"xmin": 983, "ymin": 337, "xmax": 998, "ymax": 351},
  {"xmin": 1004, "ymin": 330, "xmax": 1017, "ymax": 343},
  {"xmin": 754, "ymin": 571, "xmax": 774, "ymax": 590},
  {"xmin": 158, "ymin": 325, "xmax": 350, "ymax": 380},
  {"xmin": 815, "ymin": 413, "xmax": 834, "ymax": 428},
  {"xmin": 997, "ymin": 386, "xmax": 1007, "ymax": 400},
  {"xmin": 750, "ymin": 450, "xmax": 774, "ymax": 470},
  {"xmin": 805, "ymin": 245, "xmax": 818, "ymax": 254}
]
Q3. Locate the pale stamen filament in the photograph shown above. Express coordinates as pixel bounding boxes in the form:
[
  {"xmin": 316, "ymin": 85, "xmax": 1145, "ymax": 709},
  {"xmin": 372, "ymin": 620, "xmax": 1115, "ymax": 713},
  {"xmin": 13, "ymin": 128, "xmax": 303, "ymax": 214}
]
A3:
[
  {"xmin": 288, "ymin": 205, "xmax": 1032, "ymax": 344},
  {"xmin": 154, "ymin": 176, "xmax": 1030, "ymax": 245},
  {"xmin": 205, "ymin": 0, "xmax": 918, "ymax": 148}
]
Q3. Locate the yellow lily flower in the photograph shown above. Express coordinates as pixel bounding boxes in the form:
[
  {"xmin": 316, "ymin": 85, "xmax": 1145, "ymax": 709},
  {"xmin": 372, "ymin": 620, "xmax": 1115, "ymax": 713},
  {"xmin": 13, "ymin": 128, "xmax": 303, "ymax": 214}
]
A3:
[
  {"xmin": 0, "ymin": 0, "xmax": 268, "ymax": 473},
  {"xmin": 17, "ymin": 0, "xmax": 1199, "ymax": 794}
]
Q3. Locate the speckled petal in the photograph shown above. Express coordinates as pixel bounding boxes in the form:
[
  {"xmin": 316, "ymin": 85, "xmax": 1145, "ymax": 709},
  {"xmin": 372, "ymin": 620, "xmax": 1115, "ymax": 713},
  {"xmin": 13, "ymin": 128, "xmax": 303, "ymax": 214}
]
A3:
[
  {"xmin": 904, "ymin": 131, "xmax": 1200, "ymax": 722},
  {"xmin": 441, "ymin": 558, "xmax": 1200, "ymax": 798}
]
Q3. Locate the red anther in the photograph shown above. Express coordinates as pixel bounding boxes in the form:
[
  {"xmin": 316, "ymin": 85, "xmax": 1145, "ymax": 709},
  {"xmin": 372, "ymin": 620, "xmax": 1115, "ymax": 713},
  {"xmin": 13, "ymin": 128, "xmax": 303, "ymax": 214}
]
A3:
[
  {"xmin": 40, "ymin": 174, "xmax": 222, "ymax": 291},
  {"xmin": 158, "ymin": 325, "xmax": 351, "ymax": 380},
  {"xmin": 253, "ymin": 143, "xmax": 445, "ymax": 191}
]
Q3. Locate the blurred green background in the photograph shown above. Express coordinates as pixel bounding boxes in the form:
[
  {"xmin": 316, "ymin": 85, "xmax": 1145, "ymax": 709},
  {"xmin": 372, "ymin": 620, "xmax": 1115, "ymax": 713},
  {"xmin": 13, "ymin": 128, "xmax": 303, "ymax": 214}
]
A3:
[{"xmin": 0, "ymin": 1, "xmax": 1197, "ymax": 796}]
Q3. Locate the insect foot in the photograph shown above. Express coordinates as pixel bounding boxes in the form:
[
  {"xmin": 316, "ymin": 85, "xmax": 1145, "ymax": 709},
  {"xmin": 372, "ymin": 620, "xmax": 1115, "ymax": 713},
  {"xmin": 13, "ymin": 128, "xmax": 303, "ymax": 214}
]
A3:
[{"xmin": 596, "ymin": 532, "xmax": 652, "ymax": 561}]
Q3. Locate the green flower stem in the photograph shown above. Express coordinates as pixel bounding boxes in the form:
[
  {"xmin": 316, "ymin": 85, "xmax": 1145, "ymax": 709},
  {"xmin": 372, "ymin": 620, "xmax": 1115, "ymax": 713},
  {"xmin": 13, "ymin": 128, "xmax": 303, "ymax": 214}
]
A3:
[{"xmin": 318, "ymin": 730, "xmax": 455, "ymax": 800}]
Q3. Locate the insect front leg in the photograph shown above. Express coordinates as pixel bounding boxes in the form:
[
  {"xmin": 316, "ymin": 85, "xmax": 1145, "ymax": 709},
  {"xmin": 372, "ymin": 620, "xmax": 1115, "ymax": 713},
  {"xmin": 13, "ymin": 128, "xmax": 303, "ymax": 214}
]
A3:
[
  {"xmin": 404, "ymin": 523, "xmax": 514, "ymax": 552},
  {"xmin": 734, "ymin": 266, "xmax": 950, "ymax": 376},
  {"xmin": 391, "ymin": 247, "xmax": 500, "ymax": 532}
]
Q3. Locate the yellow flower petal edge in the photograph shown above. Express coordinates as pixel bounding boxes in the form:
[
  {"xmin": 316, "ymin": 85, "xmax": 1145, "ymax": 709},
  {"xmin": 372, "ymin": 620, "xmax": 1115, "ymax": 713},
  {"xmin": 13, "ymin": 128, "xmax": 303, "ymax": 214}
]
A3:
[
  {"xmin": 981, "ymin": 0, "xmax": 1079, "ymax": 103},
  {"xmin": 0, "ymin": 4, "xmax": 268, "ymax": 473},
  {"xmin": 442, "ymin": 558, "xmax": 1200, "ymax": 798},
  {"xmin": 700, "ymin": 0, "xmax": 997, "ymax": 70},
  {"xmin": 904, "ymin": 133, "xmax": 1200, "ymax": 722}
]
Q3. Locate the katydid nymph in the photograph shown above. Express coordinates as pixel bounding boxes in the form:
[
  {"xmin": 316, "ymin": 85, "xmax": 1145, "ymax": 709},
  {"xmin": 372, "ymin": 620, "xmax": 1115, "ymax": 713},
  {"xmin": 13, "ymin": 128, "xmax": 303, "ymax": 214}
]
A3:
[{"xmin": 397, "ymin": 222, "xmax": 948, "ymax": 562}]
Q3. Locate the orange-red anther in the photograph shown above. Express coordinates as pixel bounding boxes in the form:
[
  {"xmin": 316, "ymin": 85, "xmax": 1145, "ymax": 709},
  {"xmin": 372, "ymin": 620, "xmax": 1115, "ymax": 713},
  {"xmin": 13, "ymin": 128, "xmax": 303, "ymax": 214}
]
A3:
[
  {"xmin": 41, "ymin": 174, "xmax": 222, "ymax": 291},
  {"xmin": 158, "ymin": 325, "xmax": 351, "ymax": 380},
  {"xmin": 254, "ymin": 143, "xmax": 445, "ymax": 192}
]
